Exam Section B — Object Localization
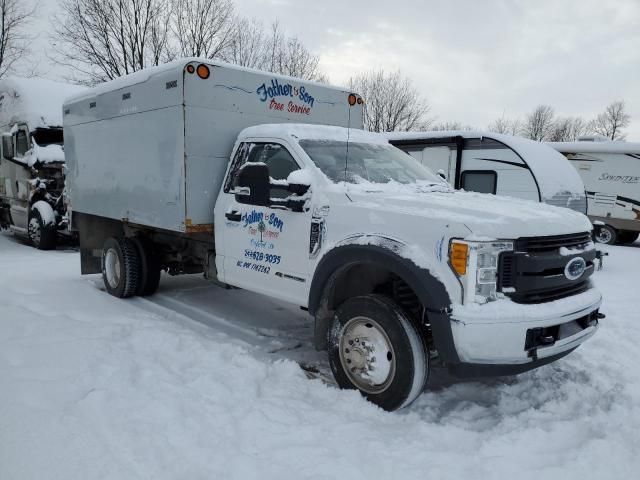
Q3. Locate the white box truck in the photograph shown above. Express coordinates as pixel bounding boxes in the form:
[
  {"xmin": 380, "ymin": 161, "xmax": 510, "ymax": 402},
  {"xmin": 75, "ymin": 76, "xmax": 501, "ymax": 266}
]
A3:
[
  {"xmin": 548, "ymin": 139, "xmax": 640, "ymax": 245},
  {"xmin": 64, "ymin": 59, "xmax": 603, "ymax": 411},
  {"xmin": 0, "ymin": 77, "xmax": 85, "ymax": 249}
]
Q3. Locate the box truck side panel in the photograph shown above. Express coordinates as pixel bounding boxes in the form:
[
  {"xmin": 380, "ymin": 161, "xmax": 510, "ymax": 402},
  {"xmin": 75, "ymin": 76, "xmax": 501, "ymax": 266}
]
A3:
[{"xmin": 66, "ymin": 105, "xmax": 186, "ymax": 231}]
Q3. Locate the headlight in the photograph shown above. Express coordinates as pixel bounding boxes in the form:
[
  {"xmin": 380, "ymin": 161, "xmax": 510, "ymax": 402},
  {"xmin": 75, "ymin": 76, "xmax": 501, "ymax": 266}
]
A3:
[{"xmin": 449, "ymin": 239, "xmax": 514, "ymax": 304}]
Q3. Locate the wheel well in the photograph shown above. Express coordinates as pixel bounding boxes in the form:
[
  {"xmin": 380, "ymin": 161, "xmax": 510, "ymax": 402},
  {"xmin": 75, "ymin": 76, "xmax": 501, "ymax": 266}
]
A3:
[
  {"xmin": 330, "ymin": 263, "xmax": 422, "ymax": 320},
  {"xmin": 313, "ymin": 261, "xmax": 432, "ymax": 352}
]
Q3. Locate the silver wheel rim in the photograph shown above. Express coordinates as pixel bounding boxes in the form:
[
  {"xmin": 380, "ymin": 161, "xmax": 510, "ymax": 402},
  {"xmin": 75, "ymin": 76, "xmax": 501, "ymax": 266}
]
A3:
[
  {"xmin": 339, "ymin": 317, "xmax": 396, "ymax": 394},
  {"xmin": 28, "ymin": 217, "xmax": 41, "ymax": 245},
  {"xmin": 596, "ymin": 228, "xmax": 612, "ymax": 244},
  {"xmin": 104, "ymin": 248, "xmax": 121, "ymax": 289}
]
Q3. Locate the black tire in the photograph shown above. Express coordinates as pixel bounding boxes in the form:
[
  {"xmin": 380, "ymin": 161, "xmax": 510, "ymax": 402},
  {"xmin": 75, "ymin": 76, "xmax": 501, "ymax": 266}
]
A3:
[
  {"xmin": 101, "ymin": 237, "xmax": 141, "ymax": 298},
  {"xmin": 594, "ymin": 224, "xmax": 617, "ymax": 245},
  {"xmin": 131, "ymin": 237, "xmax": 162, "ymax": 296},
  {"xmin": 618, "ymin": 231, "xmax": 639, "ymax": 245},
  {"xmin": 328, "ymin": 294, "xmax": 428, "ymax": 411},
  {"xmin": 28, "ymin": 205, "xmax": 57, "ymax": 250}
]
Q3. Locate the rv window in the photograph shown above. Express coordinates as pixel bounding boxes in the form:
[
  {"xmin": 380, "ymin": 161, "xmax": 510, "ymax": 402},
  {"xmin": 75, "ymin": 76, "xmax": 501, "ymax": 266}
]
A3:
[
  {"xmin": 15, "ymin": 130, "xmax": 28, "ymax": 156},
  {"xmin": 461, "ymin": 170, "xmax": 497, "ymax": 194}
]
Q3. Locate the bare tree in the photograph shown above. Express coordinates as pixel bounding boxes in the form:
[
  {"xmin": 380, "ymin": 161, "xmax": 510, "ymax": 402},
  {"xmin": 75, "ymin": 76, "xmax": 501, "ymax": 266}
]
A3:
[
  {"xmin": 589, "ymin": 101, "xmax": 631, "ymax": 140},
  {"xmin": 0, "ymin": 0, "xmax": 35, "ymax": 78},
  {"xmin": 172, "ymin": 0, "xmax": 235, "ymax": 59},
  {"xmin": 488, "ymin": 114, "xmax": 522, "ymax": 136},
  {"xmin": 222, "ymin": 19, "xmax": 324, "ymax": 81},
  {"xmin": 52, "ymin": 0, "xmax": 173, "ymax": 84},
  {"xmin": 522, "ymin": 105, "xmax": 555, "ymax": 141},
  {"xmin": 349, "ymin": 69, "xmax": 431, "ymax": 132},
  {"xmin": 430, "ymin": 121, "xmax": 474, "ymax": 131},
  {"xmin": 548, "ymin": 116, "xmax": 588, "ymax": 142}
]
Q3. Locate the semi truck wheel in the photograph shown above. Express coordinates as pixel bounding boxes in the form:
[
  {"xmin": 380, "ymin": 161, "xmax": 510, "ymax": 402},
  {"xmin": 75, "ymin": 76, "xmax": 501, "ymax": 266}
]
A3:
[
  {"xmin": 102, "ymin": 237, "xmax": 141, "ymax": 298},
  {"xmin": 131, "ymin": 237, "xmax": 162, "ymax": 296},
  {"xmin": 28, "ymin": 202, "xmax": 57, "ymax": 250},
  {"xmin": 618, "ymin": 231, "xmax": 639, "ymax": 245},
  {"xmin": 594, "ymin": 224, "xmax": 617, "ymax": 245},
  {"xmin": 328, "ymin": 294, "xmax": 428, "ymax": 411}
]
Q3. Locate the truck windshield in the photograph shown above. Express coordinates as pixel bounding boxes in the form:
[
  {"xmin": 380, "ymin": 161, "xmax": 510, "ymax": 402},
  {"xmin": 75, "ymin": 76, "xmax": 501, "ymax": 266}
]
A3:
[
  {"xmin": 299, "ymin": 140, "xmax": 444, "ymax": 185},
  {"xmin": 31, "ymin": 127, "xmax": 63, "ymax": 146}
]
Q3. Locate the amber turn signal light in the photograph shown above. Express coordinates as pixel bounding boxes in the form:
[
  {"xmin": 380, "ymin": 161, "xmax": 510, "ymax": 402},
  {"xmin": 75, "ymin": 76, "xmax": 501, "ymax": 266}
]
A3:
[
  {"xmin": 196, "ymin": 64, "xmax": 210, "ymax": 79},
  {"xmin": 450, "ymin": 242, "xmax": 469, "ymax": 276}
]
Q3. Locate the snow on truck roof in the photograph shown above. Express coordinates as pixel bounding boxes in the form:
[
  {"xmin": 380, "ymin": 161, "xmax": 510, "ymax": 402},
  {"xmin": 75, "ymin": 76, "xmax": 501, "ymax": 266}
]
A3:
[
  {"xmin": 548, "ymin": 141, "xmax": 640, "ymax": 155},
  {"xmin": 64, "ymin": 57, "xmax": 354, "ymax": 105},
  {"xmin": 384, "ymin": 130, "xmax": 586, "ymax": 198},
  {"xmin": 240, "ymin": 124, "xmax": 388, "ymax": 144},
  {"xmin": 0, "ymin": 77, "xmax": 85, "ymax": 130}
]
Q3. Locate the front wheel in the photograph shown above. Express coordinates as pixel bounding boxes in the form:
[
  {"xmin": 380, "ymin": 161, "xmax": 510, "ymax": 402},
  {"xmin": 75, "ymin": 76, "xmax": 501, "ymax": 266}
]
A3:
[
  {"xmin": 28, "ymin": 201, "xmax": 57, "ymax": 250},
  {"xmin": 594, "ymin": 224, "xmax": 617, "ymax": 245},
  {"xmin": 328, "ymin": 295, "xmax": 428, "ymax": 411}
]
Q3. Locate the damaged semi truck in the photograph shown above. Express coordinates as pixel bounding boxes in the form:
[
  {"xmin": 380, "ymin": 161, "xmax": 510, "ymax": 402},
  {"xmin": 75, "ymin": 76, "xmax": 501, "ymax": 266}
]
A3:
[
  {"xmin": 0, "ymin": 78, "xmax": 85, "ymax": 249},
  {"xmin": 64, "ymin": 59, "xmax": 603, "ymax": 411}
]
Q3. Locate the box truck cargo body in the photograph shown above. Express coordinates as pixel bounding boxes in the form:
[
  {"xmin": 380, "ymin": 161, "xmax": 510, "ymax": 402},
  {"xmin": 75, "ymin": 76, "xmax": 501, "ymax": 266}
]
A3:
[{"xmin": 64, "ymin": 59, "xmax": 362, "ymax": 235}]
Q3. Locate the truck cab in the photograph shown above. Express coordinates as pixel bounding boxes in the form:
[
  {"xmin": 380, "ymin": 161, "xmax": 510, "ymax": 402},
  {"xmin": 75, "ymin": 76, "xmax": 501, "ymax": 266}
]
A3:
[{"xmin": 0, "ymin": 78, "xmax": 84, "ymax": 249}]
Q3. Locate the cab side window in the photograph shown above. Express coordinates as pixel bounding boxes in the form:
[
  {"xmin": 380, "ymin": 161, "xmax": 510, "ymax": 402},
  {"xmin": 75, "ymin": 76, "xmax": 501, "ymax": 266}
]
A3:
[
  {"xmin": 15, "ymin": 130, "xmax": 29, "ymax": 156},
  {"xmin": 225, "ymin": 142, "xmax": 300, "ymax": 199}
]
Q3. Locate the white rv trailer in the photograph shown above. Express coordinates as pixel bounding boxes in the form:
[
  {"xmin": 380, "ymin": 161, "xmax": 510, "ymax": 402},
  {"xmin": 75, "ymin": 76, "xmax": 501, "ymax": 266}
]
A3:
[
  {"xmin": 385, "ymin": 131, "xmax": 588, "ymax": 214},
  {"xmin": 548, "ymin": 140, "xmax": 640, "ymax": 244},
  {"xmin": 0, "ymin": 77, "xmax": 85, "ymax": 249}
]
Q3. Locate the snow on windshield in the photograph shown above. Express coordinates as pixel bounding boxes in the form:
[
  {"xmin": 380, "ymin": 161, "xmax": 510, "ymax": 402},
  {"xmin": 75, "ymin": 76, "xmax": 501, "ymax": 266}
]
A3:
[{"xmin": 299, "ymin": 140, "xmax": 446, "ymax": 185}]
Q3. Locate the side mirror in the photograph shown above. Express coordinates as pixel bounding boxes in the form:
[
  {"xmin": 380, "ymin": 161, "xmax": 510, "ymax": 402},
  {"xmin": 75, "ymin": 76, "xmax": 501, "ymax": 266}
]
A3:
[
  {"xmin": 2, "ymin": 134, "xmax": 13, "ymax": 160},
  {"xmin": 234, "ymin": 163, "xmax": 270, "ymax": 206}
]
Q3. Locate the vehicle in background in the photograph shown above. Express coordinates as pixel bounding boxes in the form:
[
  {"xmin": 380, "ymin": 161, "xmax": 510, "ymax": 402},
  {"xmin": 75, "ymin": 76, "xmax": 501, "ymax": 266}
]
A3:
[
  {"xmin": 548, "ymin": 139, "xmax": 640, "ymax": 245},
  {"xmin": 385, "ymin": 131, "xmax": 588, "ymax": 215},
  {"xmin": 64, "ymin": 60, "xmax": 602, "ymax": 411},
  {"xmin": 0, "ymin": 77, "xmax": 85, "ymax": 249}
]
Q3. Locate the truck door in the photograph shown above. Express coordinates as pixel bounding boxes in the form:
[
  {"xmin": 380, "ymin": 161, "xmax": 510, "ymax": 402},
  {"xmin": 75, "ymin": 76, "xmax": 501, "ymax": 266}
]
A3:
[{"xmin": 217, "ymin": 141, "xmax": 313, "ymax": 305}]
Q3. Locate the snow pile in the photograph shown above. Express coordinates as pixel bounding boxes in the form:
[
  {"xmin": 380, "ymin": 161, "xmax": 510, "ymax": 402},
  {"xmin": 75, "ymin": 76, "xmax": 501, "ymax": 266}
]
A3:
[
  {"xmin": 0, "ymin": 77, "xmax": 86, "ymax": 129},
  {"xmin": 1, "ymin": 233, "xmax": 640, "ymax": 479}
]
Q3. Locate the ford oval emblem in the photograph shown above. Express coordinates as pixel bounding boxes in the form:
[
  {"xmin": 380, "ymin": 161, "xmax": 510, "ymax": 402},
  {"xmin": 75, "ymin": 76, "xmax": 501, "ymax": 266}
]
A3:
[{"xmin": 564, "ymin": 257, "xmax": 586, "ymax": 281}]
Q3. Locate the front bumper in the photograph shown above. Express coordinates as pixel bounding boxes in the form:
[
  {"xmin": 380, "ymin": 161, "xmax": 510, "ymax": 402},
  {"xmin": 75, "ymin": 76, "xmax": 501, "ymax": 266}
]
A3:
[{"xmin": 448, "ymin": 287, "xmax": 602, "ymax": 372}]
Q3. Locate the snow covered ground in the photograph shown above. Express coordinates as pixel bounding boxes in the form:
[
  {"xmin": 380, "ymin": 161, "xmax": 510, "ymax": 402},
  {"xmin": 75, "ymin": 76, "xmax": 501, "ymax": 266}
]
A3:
[{"xmin": 1, "ymin": 231, "xmax": 639, "ymax": 479}]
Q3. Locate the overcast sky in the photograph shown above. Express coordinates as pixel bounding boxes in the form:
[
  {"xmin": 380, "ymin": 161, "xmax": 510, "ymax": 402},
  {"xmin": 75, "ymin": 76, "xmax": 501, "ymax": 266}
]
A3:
[{"xmin": 34, "ymin": 0, "xmax": 640, "ymax": 140}]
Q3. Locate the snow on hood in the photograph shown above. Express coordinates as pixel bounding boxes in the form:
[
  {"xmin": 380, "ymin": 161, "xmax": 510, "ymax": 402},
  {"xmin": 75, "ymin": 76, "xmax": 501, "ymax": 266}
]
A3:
[
  {"xmin": 340, "ymin": 181, "xmax": 592, "ymax": 238},
  {"xmin": 17, "ymin": 142, "xmax": 65, "ymax": 167},
  {"xmin": 383, "ymin": 130, "xmax": 586, "ymax": 200},
  {"xmin": 0, "ymin": 77, "xmax": 86, "ymax": 130},
  {"xmin": 241, "ymin": 123, "xmax": 387, "ymax": 144}
]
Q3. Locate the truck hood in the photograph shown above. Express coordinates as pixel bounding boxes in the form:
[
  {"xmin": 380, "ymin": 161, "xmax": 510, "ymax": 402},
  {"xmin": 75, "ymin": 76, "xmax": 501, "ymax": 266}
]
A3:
[{"xmin": 344, "ymin": 185, "xmax": 592, "ymax": 238}]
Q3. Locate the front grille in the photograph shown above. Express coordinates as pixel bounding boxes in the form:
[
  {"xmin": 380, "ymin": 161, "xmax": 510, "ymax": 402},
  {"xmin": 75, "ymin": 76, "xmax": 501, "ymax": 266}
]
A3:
[
  {"xmin": 500, "ymin": 232, "xmax": 595, "ymax": 304},
  {"xmin": 514, "ymin": 232, "xmax": 592, "ymax": 253}
]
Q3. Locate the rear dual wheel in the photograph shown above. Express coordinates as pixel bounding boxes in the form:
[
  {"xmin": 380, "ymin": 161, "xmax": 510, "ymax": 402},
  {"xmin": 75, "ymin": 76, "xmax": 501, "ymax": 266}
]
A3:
[
  {"xmin": 328, "ymin": 294, "xmax": 428, "ymax": 411},
  {"xmin": 102, "ymin": 236, "xmax": 161, "ymax": 298}
]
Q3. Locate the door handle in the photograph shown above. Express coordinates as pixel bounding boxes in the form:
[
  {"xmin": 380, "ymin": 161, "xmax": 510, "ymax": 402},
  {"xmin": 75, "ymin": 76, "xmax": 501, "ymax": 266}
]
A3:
[{"xmin": 225, "ymin": 211, "xmax": 242, "ymax": 222}]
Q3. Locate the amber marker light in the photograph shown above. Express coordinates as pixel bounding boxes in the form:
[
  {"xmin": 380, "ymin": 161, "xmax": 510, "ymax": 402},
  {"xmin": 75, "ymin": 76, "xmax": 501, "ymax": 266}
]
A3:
[
  {"xmin": 348, "ymin": 93, "xmax": 357, "ymax": 106},
  {"xmin": 186, "ymin": 64, "xmax": 195, "ymax": 74},
  {"xmin": 450, "ymin": 242, "xmax": 469, "ymax": 276},
  {"xmin": 196, "ymin": 64, "xmax": 210, "ymax": 79}
]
